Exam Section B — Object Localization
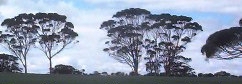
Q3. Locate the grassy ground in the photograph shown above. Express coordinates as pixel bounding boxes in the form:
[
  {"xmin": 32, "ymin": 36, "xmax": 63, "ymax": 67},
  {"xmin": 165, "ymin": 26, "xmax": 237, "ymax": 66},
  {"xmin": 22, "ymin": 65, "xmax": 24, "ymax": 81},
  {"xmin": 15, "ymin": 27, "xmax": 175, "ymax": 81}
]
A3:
[{"xmin": 0, "ymin": 73, "xmax": 242, "ymax": 84}]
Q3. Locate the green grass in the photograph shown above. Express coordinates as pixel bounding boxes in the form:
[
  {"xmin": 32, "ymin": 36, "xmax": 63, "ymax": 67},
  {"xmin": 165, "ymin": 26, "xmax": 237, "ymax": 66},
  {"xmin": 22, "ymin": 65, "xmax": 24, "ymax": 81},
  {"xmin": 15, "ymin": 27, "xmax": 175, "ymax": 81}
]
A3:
[{"xmin": 0, "ymin": 73, "xmax": 242, "ymax": 84}]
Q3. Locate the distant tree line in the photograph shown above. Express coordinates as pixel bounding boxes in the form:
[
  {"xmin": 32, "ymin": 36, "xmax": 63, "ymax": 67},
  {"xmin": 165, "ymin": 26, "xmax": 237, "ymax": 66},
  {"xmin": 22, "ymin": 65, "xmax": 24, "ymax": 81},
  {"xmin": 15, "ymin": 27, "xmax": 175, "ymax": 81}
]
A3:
[
  {"xmin": 197, "ymin": 71, "xmax": 239, "ymax": 77},
  {"xmin": 51, "ymin": 65, "xmax": 241, "ymax": 77}
]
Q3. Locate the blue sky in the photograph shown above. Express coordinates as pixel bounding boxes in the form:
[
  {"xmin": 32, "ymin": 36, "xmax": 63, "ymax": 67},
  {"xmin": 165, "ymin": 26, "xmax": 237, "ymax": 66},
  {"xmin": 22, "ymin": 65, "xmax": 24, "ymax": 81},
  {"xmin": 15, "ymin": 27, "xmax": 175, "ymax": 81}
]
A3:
[{"xmin": 0, "ymin": 0, "xmax": 242, "ymax": 75}]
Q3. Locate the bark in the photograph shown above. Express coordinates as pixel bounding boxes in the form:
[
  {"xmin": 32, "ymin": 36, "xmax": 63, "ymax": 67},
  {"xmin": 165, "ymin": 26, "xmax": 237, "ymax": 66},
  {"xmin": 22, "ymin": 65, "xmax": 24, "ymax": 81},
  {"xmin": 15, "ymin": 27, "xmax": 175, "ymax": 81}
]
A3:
[
  {"xmin": 49, "ymin": 58, "xmax": 52, "ymax": 74},
  {"xmin": 24, "ymin": 58, "xmax": 27, "ymax": 73},
  {"xmin": 133, "ymin": 59, "xmax": 139, "ymax": 75}
]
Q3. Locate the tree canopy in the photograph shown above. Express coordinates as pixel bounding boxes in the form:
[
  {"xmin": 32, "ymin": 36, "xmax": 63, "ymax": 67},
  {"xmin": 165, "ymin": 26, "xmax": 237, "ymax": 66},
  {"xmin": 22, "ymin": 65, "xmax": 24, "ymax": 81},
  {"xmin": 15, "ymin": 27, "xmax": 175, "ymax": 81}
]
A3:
[
  {"xmin": 52, "ymin": 64, "xmax": 84, "ymax": 74},
  {"xmin": 201, "ymin": 19, "xmax": 242, "ymax": 59}
]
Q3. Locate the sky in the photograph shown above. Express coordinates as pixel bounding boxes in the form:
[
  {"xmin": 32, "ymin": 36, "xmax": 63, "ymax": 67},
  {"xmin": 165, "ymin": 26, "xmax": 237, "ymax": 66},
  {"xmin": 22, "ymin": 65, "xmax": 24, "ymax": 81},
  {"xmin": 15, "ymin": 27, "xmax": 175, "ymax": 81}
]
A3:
[{"xmin": 0, "ymin": 0, "xmax": 242, "ymax": 75}]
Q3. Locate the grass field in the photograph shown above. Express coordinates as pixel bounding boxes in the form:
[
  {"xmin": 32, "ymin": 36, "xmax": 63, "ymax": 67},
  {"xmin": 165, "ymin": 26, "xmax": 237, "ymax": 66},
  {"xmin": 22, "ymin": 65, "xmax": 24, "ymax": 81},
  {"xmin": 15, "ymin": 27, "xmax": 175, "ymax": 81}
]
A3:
[{"xmin": 0, "ymin": 73, "xmax": 242, "ymax": 84}]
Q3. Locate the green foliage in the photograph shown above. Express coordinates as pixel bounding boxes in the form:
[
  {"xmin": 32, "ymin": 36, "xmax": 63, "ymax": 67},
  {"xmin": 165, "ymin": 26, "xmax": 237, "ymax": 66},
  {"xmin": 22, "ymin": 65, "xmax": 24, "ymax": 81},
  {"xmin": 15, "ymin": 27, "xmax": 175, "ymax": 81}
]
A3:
[
  {"xmin": 201, "ymin": 18, "xmax": 242, "ymax": 59},
  {"xmin": 0, "ymin": 54, "xmax": 22, "ymax": 72},
  {"xmin": 113, "ymin": 8, "xmax": 150, "ymax": 18},
  {"xmin": 201, "ymin": 20, "xmax": 242, "ymax": 59},
  {"xmin": 53, "ymin": 64, "xmax": 84, "ymax": 74},
  {"xmin": 214, "ymin": 71, "xmax": 231, "ymax": 77},
  {"xmin": 168, "ymin": 56, "xmax": 195, "ymax": 77}
]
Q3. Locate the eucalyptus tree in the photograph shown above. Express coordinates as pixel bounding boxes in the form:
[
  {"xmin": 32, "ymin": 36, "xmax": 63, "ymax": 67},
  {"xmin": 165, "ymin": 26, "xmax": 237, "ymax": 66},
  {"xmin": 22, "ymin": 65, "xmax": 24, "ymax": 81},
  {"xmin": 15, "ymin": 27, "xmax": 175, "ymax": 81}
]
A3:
[
  {"xmin": 143, "ymin": 14, "xmax": 202, "ymax": 76},
  {"xmin": 1, "ymin": 13, "xmax": 38, "ymax": 73},
  {"xmin": 201, "ymin": 19, "xmax": 242, "ymax": 59},
  {"xmin": 34, "ymin": 13, "xmax": 78, "ymax": 73},
  {"xmin": 100, "ymin": 8, "xmax": 151, "ymax": 75}
]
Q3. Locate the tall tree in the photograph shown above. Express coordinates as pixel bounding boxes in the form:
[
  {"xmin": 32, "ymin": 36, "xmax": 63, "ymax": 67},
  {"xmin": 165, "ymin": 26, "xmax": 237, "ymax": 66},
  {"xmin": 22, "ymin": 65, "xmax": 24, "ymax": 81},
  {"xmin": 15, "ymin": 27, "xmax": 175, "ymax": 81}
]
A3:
[
  {"xmin": 143, "ymin": 14, "xmax": 202, "ymax": 76},
  {"xmin": 0, "ymin": 13, "xmax": 38, "ymax": 73},
  {"xmin": 100, "ymin": 8, "xmax": 151, "ymax": 75},
  {"xmin": 201, "ymin": 19, "xmax": 242, "ymax": 59},
  {"xmin": 0, "ymin": 53, "xmax": 22, "ymax": 73},
  {"xmin": 34, "ymin": 13, "xmax": 78, "ymax": 74}
]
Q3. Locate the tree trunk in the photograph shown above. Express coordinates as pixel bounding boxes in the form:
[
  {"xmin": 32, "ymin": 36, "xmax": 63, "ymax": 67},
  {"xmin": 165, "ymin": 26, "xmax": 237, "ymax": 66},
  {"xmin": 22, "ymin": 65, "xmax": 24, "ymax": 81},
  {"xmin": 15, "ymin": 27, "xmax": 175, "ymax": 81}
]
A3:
[
  {"xmin": 164, "ymin": 64, "xmax": 171, "ymax": 76},
  {"xmin": 134, "ymin": 66, "xmax": 138, "ymax": 75},
  {"xmin": 24, "ymin": 58, "xmax": 27, "ymax": 73},
  {"xmin": 165, "ymin": 56, "xmax": 172, "ymax": 76},
  {"xmin": 133, "ymin": 60, "xmax": 139, "ymax": 75},
  {"xmin": 49, "ymin": 58, "xmax": 52, "ymax": 74}
]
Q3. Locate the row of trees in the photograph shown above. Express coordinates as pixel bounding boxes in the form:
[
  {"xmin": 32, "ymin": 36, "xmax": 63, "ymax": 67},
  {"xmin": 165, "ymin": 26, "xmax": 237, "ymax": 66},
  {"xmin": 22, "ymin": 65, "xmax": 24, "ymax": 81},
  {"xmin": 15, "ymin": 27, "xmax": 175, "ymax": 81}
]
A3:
[
  {"xmin": 0, "ymin": 8, "xmax": 241, "ymax": 75},
  {"xmin": 0, "ymin": 13, "xmax": 78, "ymax": 73},
  {"xmin": 197, "ymin": 71, "xmax": 232, "ymax": 77},
  {"xmin": 100, "ymin": 8, "xmax": 202, "ymax": 76},
  {"xmin": 53, "ymin": 65, "xmax": 240, "ymax": 77},
  {"xmin": 101, "ymin": 8, "xmax": 242, "ymax": 76},
  {"xmin": 49, "ymin": 64, "xmax": 240, "ymax": 77}
]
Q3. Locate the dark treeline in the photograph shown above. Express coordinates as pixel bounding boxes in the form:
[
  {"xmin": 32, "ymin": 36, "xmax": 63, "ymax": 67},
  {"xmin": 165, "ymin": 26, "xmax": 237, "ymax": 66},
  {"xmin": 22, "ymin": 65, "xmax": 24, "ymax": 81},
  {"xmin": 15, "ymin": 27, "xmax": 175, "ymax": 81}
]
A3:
[
  {"xmin": 43, "ymin": 63, "xmax": 242, "ymax": 77},
  {"xmin": 48, "ymin": 64, "xmax": 242, "ymax": 77},
  {"xmin": 0, "ymin": 8, "xmax": 242, "ymax": 77}
]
